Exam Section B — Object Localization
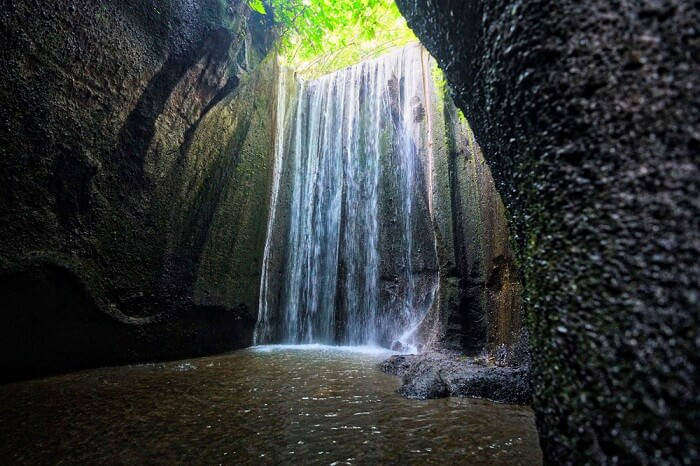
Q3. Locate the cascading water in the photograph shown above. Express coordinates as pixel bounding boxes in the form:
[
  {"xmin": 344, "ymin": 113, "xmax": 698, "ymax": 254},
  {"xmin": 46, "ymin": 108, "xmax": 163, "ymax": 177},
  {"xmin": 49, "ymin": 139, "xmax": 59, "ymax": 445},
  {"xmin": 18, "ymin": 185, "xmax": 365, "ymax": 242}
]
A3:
[{"xmin": 255, "ymin": 44, "xmax": 439, "ymax": 349}]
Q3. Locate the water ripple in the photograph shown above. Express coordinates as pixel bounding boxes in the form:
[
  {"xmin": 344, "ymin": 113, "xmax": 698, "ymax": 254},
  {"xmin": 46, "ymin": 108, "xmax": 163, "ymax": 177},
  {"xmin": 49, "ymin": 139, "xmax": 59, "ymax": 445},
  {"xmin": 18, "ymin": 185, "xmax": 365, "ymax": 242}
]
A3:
[{"xmin": 0, "ymin": 347, "xmax": 542, "ymax": 464}]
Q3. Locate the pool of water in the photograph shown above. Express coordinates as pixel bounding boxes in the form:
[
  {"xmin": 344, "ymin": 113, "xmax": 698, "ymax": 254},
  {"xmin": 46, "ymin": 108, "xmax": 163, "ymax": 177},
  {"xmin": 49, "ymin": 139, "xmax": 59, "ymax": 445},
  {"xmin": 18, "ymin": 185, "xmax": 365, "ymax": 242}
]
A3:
[{"xmin": 0, "ymin": 346, "xmax": 542, "ymax": 464}]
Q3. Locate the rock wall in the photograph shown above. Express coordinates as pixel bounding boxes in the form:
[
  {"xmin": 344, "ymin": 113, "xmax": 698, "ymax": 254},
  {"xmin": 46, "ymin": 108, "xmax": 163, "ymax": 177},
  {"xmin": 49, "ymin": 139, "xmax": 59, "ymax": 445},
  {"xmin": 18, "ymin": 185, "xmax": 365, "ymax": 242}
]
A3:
[
  {"xmin": 444, "ymin": 96, "xmax": 523, "ymax": 359},
  {"xmin": 0, "ymin": 0, "xmax": 278, "ymax": 381},
  {"xmin": 424, "ymin": 74, "xmax": 523, "ymax": 360},
  {"xmin": 397, "ymin": 0, "xmax": 698, "ymax": 463},
  {"xmin": 257, "ymin": 47, "xmax": 521, "ymax": 352}
]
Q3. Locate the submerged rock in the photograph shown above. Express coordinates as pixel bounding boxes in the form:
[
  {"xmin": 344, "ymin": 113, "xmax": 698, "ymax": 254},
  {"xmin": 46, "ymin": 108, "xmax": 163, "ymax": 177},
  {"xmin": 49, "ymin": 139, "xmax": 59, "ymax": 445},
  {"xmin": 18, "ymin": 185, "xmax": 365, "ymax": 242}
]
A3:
[
  {"xmin": 390, "ymin": 340, "xmax": 407, "ymax": 353},
  {"xmin": 380, "ymin": 353, "xmax": 531, "ymax": 405}
]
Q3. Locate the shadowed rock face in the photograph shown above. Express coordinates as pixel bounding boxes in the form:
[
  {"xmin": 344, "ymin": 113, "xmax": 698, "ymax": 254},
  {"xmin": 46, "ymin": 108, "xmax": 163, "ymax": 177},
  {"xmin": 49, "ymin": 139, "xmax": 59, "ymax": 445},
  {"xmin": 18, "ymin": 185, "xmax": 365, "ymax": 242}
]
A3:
[
  {"xmin": 0, "ymin": 0, "xmax": 278, "ymax": 381},
  {"xmin": 396, "ymin": 0, "xmax": 698, "ymax": 463},
  {"xmin": 425, "ymin": 93, "xmax": 524, "ymax": 359}
]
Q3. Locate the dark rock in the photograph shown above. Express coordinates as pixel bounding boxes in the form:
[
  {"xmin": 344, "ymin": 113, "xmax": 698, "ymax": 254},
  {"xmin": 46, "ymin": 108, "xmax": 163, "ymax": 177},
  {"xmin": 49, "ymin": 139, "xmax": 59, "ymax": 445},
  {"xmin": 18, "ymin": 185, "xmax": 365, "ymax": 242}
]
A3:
[
  {"xmin": 0, "ymin": 258, "xmax": 257, "ymax": 382},
  {"xmin": 379, "ymin": 355, "xmax": 414, "ymax": 376},
  {"xmin": 416, "ymin": 94, "xmax": 524, "ymax": 358},
  {"xmin": 390, "ymin": 340, "xmax": 406, "ymax": 352},
  {"xmin": 397, "ymin": 0, "xmax": 698, "ymax": 463},
  {"xmin": 381, "ymin": 353, "xmax": 531, "ymax": 404},
  {"xmin": 398, "ymin": 358, "xmax": 450, "ymax": 399},
  {"xmin": 441, "ymin": 364, "xmax": 531, "ymax": 405},
  {"xmin": 0, "ymin": 0, "xmax": 278, "ymax": 381}
]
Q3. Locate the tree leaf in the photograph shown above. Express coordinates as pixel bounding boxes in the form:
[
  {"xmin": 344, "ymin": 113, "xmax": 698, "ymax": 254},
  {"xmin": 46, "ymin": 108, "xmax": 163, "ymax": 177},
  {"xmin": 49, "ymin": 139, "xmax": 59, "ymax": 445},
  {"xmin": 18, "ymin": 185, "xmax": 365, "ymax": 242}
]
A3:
[{"xmin": 247, "ymin": 0, "xmax": 267, "ymax": 15}]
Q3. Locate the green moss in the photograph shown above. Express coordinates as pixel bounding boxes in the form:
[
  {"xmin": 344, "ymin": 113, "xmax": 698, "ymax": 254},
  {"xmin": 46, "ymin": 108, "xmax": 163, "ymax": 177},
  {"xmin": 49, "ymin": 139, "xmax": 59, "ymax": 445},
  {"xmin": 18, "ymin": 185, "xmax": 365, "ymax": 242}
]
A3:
[
  {"xmin": 432, "ymin": 62, "xmax": 447, "ymax": 111},
  {"xmin": 174, "ymin": 55, "xmax": 279, "ymax": 314}
]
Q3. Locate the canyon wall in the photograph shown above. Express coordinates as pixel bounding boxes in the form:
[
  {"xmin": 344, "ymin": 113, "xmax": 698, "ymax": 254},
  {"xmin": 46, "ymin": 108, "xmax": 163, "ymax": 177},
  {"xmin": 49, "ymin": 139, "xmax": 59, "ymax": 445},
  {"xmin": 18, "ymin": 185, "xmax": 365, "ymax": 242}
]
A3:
[
  {"xmin": 426, "ymin": 85, "xmax": 523, "ymax": 359},
  {"xmin": 397, "ymin": 0, "xmax": 698, "ymax": 463},
  {"xmin": 0, "ymin": 0, "xmax": 523, "ymax": 382},
  {"xmin": 0, "ymin": 0, "xmax": 278, "ymax": 381}
]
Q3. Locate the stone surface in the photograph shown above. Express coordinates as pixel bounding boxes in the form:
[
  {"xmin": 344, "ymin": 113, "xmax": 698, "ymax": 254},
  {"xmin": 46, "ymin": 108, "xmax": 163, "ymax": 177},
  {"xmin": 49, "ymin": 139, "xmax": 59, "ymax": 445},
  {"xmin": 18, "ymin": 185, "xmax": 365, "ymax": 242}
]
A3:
[
  {"xmin": 380, "ymin": 353, "xmax": 531, "ymax": 404},
  {"xmin": 397, "ymin": 0, "xmax": 699, "ymax": 463},
  {"xmin": 423, "ymin": 90, "xmax": 524, "ymax": 359},
  {"xmin": 0, "ymin": 0, "xmax": 277, "ymax": 381}
]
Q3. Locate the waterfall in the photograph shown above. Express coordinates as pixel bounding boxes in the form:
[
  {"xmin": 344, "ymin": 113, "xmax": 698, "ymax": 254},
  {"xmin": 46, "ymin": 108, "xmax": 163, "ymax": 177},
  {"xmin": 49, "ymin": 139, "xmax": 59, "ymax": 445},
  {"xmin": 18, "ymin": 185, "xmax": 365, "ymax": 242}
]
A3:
[
  {"xmin": 254, "ymin": 63, "xmax": 288, "ymax": 345},
  {"xmin": 256, "ymin": 44, "xmax": 439, "ymax": 349}
]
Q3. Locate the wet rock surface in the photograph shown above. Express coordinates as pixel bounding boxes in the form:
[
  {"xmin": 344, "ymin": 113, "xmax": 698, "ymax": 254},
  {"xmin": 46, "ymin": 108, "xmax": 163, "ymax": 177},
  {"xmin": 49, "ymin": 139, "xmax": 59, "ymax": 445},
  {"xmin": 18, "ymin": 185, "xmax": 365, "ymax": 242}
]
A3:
[
  {"xmin": 397, "ymin": 0, "xmax": 699, "ymax": 463},
  {"xmin": 255, "ymin": 47, "xmax": 440, "ymax": 346},
  {"xmin": 420, "ymin": 95, "xmax": 524, "ymax": 357},
  {"xmin": 0, "ymin": 0, "xmax": 277, "ymax": 381},
  {"xmin": 380, "ymin": 353, "xmax": 531, "ymax": 405}
]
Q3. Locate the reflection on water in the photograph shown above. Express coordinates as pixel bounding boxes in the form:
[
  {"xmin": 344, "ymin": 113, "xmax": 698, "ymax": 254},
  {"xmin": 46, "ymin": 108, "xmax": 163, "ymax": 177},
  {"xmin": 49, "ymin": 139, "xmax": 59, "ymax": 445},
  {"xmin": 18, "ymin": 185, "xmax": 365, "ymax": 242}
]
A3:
[{"xmin": 0, "ymin": 346, "xmax": 542, "ymax": 464}]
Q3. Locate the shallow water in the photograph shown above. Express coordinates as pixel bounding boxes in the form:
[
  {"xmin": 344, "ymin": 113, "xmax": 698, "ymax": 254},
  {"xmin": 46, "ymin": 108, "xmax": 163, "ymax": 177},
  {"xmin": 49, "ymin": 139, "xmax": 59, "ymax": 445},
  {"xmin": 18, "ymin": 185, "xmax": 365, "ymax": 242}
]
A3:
[{"xmin": 0, "ymin": 346, "xmax": 542, "ymax": 464}]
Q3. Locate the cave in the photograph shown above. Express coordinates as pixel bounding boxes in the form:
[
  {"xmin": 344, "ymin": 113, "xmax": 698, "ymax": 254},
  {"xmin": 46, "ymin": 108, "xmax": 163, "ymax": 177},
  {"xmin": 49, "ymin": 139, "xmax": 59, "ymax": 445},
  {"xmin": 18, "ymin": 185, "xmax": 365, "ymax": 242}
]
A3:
[{"xmin": 0, "ymin": 0, "xmax": 696, "ymax": 464}]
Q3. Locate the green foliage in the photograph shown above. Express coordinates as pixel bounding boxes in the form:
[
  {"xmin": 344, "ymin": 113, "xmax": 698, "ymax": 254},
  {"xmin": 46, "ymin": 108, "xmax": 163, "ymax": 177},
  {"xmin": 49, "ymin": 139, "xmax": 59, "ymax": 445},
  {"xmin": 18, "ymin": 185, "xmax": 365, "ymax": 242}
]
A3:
[
  {"xmin": 247, "ymin": 0, "xmax": 267, "ymax": 15},
  {"xmin": 248, "ymin": 0, "xmax": 417, "ymax": 76}
]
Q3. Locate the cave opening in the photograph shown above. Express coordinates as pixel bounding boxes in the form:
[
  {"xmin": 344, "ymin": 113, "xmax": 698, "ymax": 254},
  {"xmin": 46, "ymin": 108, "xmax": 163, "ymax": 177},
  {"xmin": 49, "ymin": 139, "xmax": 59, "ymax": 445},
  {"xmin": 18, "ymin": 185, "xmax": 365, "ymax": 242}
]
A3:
[
  {"xmin": 251, "ymin": 0, "xmax": 524, "ymax": 363},
  {"xmin": 2, "ymin": 0, "xmax": 693, "ymax": 463}
]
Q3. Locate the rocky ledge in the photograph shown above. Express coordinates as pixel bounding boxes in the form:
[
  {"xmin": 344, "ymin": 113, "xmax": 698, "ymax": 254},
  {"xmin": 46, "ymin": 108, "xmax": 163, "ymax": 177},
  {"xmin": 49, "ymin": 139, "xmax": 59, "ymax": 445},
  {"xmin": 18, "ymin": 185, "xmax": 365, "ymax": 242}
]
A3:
[{"xmin": 380, "ymin": 353, "xmax": 531, "ymax": 405}]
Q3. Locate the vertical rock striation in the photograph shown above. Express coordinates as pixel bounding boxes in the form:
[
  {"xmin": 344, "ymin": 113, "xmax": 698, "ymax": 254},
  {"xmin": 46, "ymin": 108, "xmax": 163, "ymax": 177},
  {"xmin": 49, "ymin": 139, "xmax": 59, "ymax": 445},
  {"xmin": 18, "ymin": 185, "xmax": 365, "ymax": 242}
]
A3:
[
  {"xmin": 425, "ymin": 92, "xmax": 524, "ymax": 359},
  {"xmin": 256, "ymin": 44, "xmax": 522, "ymax": 356}
]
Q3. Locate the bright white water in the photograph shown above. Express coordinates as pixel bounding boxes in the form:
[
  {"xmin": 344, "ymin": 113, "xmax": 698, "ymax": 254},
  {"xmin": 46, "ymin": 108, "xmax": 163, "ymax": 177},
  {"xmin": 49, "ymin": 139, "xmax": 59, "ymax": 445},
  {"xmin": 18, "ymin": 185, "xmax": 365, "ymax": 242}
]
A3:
[
  {"xmin": 255, "ymin": 64, "xmax": 288, "ymax": 344},
  {"xmin": 252, "ymin": 344, "xmax": 397, "ymax": 356},
  {"xmin": 255, "ymin": 44, "xmax": 439, "ymax": 349}
]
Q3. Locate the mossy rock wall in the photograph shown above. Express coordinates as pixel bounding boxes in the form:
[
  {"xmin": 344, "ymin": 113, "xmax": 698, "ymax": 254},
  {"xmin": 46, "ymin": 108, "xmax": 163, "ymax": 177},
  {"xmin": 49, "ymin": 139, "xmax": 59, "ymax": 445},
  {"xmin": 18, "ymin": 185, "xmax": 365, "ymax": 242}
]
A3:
[
  {"xmin": 397, "ymin": 0, "xmax": 698, "ymax": 463},
  {"xmin": 166, "ymin": 56, "xmax": 279, "ymax": 319},
  {"xmin": 420, "ymin": 61, "xmax": 522, "ymax": 360},
  {"xmin": 0, "ymin": 0, "xmax": 277, "ymax": 381}
]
